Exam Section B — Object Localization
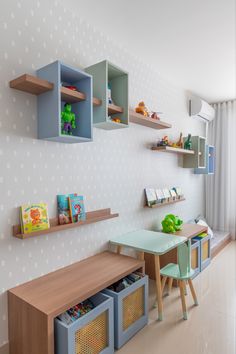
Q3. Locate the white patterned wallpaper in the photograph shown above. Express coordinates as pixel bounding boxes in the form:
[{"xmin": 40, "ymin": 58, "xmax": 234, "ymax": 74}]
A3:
[{"xmin": 0, "ymin": 0, "xmax": 205, "ymax": 347}]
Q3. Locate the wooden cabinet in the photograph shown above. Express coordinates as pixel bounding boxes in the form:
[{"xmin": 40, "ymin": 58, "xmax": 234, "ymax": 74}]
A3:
[{"xmin": 86, "ymin": 60, "xmax": 129, "ymax": 130}]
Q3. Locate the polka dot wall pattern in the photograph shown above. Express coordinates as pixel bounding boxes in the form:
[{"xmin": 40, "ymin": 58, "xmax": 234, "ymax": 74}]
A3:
[{"xmin": 0, "ymin": 0, "xmax": 205, "ymax": 346}]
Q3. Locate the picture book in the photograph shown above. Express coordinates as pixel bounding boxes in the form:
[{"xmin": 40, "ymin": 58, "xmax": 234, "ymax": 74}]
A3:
[
  {"xmin": 145, "ymin": 188, "xmax": 157, "ymax": 206},
  {"xmin": 162, "ymin": 188, "xmax": 171, "ymax": 201},
  {"xmin": 57, "ymin": 193, "xmax": 77, "ymax": 224},
  {"xmin": 69, "ymin": 195, "xmax": 86, "ymax": 223},
  {"xmin": 156, "ymin": 189, "xmax": 165, "ymax": 203},
  {"xmin": 169, "ymin": 188, "xmax": 177, "ymax": 200},
  {"xmin": 20, "ymin": 203, "xmax": 50, "ymax": 234}
]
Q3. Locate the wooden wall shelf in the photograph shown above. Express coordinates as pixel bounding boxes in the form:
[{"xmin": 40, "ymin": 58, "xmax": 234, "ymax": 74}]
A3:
[
  {"xmin": 129, "ymin": 110, "xmax": 172, "ymax": 130},
  {"xmin": 9, "ymin": 74, "xmax": 54, "ymax": 95},
  {"xmin": 9, "ymin": 73, "xmax": 102, "ymax": 106},
  {"xmin": 13, "ymin": 208, "xmax": 118, "ymax": 239},
  {"xmin": 146, "ymin": 197, "xmax": 186, "ymax": 208},
  {"xmin": 151, "ymin": 146, "xmax": 195, "ymax": 155},
  {"xmin": 108, "ymin": 103, "xmax": 124, "ymax": 115}
]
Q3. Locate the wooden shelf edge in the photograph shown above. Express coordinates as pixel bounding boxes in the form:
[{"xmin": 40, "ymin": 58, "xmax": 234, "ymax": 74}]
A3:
[
  {"xmin": 108, "ymin": 103, "xmax": 124, "ymax": 115},
  {"xmin": 93, "ymin": 97, "xmax": 102, "ymax": 106},
  {"xmin": 129, "ymin": 110, "xmax": 172, "ymax": 129},
  {"xmin": 9, "ymin": 74, "xmax": 54, "ymax": 95},
  {"xmin": 61, "ymin": 86, "xmax": 86, "ymax": 103},
  {"xmin": 151, "ymin": 146, "xmax": 195, "ymax": 155},
  {"xmin": 146, "ymin": 197, "xmax": 186, "ymax": 209},
  {"xmin": 13, "ymin": 208, "xmax": 119, "ymax": 239}
]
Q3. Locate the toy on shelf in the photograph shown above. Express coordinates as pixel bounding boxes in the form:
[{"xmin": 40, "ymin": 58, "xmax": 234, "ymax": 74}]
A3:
[
  {"xmin": 172, "ymin": 132, "xmax": 183, "ymax": 148},
  {"xmin": 61, "ymin": 103, "xmax": 76, "ymax": 135},
  {"xmin": 161, "ymin": 214, "xmax": 183, "ymax": 233},
  {"xmin": 184, "ymin": 134, "xmax": 192, "ymax": 150},
  {"xmin": 108, "ymin": 82, "xmax": 114, "ymax": 105},
  {"xmin": 157, "ymin": 135, "xmax": 169, "ymax": 146},
  {"xmin": 111, "ymin": 117, "xmax": 121, "ymax": 123},
  {"xmin": 64, "ymin": 85, "xmax": 78, "ymax": 91},
  {"xmin": 135, "ymin": 101, "xmax": 149, "ymax": 117}
]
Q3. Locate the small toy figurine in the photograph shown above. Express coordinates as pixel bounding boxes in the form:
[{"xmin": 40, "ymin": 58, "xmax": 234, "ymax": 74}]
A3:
[
  {"xmin": 64, "ymin": 85, "xmax": 78, "ymax": 91},
  {"xmin": 150, "ymin": 112, "xmax": 161, "ymax": 120},
  {"xmin": 135, "ymin": 101, "xmax": 149, "ymax": 117},
  {"xmin": 61, "ymin": 103, "xmax": 76, "ymax": 135},
  {"xmin": 108, "ymin": 83, "xmax": 114, "ymax": 105},
  {"xmin": 157, "ymin": 135, "xmax": 169, "ymax": 146},
  {"xmin": 184, "ymin": 134, "xmax": 192, "ymax": 150},
  {"xmin": 172, "ymin": 132, "xmax": 183, "ymax": 148},
  {"xmin": 161, "ymin": 214, "xmax": 183, "ymax": 233},
  {"xmin": 112, "ymin": 117, "xmax": 121, "ymax": 123}
]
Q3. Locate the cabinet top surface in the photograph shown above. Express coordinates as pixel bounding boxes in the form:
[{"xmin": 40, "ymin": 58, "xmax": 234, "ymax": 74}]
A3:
[
  {"xmin": 8, "ymin": 251, "xmax": 143, "ymax": 317},
  {"xmin": 173, "ymin": 223, "xmax": 208, "ymax": 239}
]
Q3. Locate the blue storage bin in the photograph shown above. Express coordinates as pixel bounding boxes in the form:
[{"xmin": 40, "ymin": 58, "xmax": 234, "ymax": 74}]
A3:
[
  {"xmin": 55, "ymin": 292, "xmax": 114, "ymax": 354},
  {"xmin": 191, "ymin": 239, "xmax": 201, "ymax": 278},
  {"xmin": 193, "ymin": 234, "xmax": 211, "ymax": 271},
  {"xmin": 103, "ymin": 274, "xmax": 148, "ymax": 349}
]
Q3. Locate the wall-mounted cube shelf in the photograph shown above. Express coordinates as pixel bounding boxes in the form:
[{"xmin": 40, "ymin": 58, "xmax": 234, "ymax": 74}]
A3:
[
  {"xmin": 86, "ymin": 60, "xmax": 129, "ymax": 130},
  {"xmin": 130, "ymin": 110, "xmax": 172, "ymax": 130},
  {"xmin": 36, "ymin": 61, "xmax": 93, "ymax": 144},
  {"xmin": 151, "ymin": 146, "xmax": 195, "ymax": 155},
  {"xmin": 194, "ymin": 145, "xmax": 215, "ymax": 175},
  {"xmin": 183, "ymin": 136, "xmax": 206, "ymax": 168}
]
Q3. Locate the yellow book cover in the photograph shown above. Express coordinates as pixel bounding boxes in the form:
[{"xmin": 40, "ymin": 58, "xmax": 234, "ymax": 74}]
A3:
[{"xmin": 20, "ymin": 203, "xmax": 50, "ymax": 234}]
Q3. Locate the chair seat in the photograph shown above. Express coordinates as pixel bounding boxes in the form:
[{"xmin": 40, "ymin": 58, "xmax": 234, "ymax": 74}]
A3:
[{"xmin": 160, "ymin": 263, "xmax": 195, "ymax": 280}]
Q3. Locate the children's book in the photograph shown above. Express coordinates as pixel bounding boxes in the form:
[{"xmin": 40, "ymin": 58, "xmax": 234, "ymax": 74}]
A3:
[
  {"xmin": 156, "ymin": 189, "xmax": 165, "ymax": 203},
  {"xmin": 145, "ymin": 188, "xmax": 157, "ymax": 206},
  {"xmin": 162, "ymin": 188, "xmax": 171, "ymax": 201},
  {"xmin": 173, "ymin": 187, "xmax": 183, "ymax": 198},
  {"xmin": 57, "ymin": 194, "xmax": 77, "ymax": 224},
  {"xmin": 69, "ymin": 195, "xmax": 86, "ymax": 223},
  {"xmin": 169, "ymin": 188, "xmax": 177, "ymax": 200},
  {"xmin": 20, "ymin": 203, "xmax": 50, "ymax": 234}
]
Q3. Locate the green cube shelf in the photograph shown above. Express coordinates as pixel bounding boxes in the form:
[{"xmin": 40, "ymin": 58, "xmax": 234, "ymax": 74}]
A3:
[{"xmin": 86, "ymin": 60, "xmax": 129, "ymax": 130}]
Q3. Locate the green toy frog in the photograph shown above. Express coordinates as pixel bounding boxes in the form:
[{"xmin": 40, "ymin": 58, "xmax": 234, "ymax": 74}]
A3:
[
  {"xmin": 162, "ymin": 214, "xmax": 183, "ymax": 233},
  {"xmin": 61, "ymin": 103, "xmax": 76, "ymax": 135}
]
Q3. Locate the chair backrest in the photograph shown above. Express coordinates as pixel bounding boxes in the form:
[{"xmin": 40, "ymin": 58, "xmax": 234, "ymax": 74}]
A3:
[{"xmin": 177, "ymin": 240, "xmax": 191, "ymax": 276}]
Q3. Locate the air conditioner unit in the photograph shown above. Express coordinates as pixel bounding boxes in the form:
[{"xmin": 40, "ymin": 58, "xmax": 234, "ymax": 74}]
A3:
[{"xmin": 189, "ymin": 97, "xmax": 215, "ymax": 123}]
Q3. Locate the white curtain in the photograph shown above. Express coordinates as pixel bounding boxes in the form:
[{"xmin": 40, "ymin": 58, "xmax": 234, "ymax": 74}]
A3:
[{"xmin": 206, "ymin": 100, "xmax": 236, "ymax": 239}]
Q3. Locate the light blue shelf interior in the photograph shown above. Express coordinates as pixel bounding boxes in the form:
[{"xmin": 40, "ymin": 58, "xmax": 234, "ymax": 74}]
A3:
[{"xmin": 194, "ymin": 145, "xmax": 215, "ymax": 175}]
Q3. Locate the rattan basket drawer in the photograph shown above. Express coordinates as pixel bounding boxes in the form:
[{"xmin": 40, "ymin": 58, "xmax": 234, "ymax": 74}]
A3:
[
  {"xmin": 103, "ymin": 274, "xmax": 148, "ymax": 349},
  {"xmin": 55, "ymin": 293, "xmax": 114, "ymax": 354}
]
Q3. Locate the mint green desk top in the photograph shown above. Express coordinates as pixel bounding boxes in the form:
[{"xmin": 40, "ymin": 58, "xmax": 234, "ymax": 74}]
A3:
[{"xmin": 110, "ymin": 230, "xmax": 187, "ymax": 255}]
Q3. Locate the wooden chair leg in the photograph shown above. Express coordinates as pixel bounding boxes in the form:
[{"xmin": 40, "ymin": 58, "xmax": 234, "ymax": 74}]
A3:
[
  {"xmin": 161, "ymin": 276, "xmax": 167, "ymax": 295},
  {"xmin": 183, "ymin": 280, "xmax": 188, "ymax": 296},
  {"xmin": 188, "ymin": 279, "xmax": 199, "ymax": 306},
  {"xmin": 167, "ymin": 278, "xmax": 173, "ymax": 295},
  {"xmin": 179, "ymin": 280, "xmax": 188, "ymax": 320}
]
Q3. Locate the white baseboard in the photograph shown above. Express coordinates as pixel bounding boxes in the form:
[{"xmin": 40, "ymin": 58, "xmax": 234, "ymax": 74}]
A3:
[{"xmin": 0, "ymin": 343, "xmax": 9, "ymax": 354}]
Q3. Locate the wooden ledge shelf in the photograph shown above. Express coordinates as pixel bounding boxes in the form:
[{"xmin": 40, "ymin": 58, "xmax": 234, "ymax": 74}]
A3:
[
  {"xmin": 108, "ymin": 103, "xmax": 123, "ymax": 115},
  {"xmin": 9, "ymin": 73, "xmax": 102, "ymax": 106},
  {"xmin": 130, "ymin": 110, "xmax": 172, "ymax": 130},
  {"xmin": 60, "ymin": 86, "xmax": 86, "ymax": 103},
  {"xmin": 13, "ymin": 208, "xmax": 118, "ymax": 239},
  {"xmin": 152, "ymin": 146, "xmax": 195, "ymax": 155},
  {"xmin": 9, "ymin": 74, "xmax": 54, "ymax": 95},
  {"xmin": 146, "ymin": 197, "xmax": 186, "ymax": 209}
]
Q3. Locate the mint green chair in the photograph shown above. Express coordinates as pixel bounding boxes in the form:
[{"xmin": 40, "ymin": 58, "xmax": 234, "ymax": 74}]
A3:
[{"xmin": 160, "ymin": 241, "xmax": 199, "ymax": 320}]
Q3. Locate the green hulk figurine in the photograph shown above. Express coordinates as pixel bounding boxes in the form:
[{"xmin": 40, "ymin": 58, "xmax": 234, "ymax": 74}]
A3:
[
  {"xmin": 61, "ymin": 103, "xmax": 76, "ymax": 135},
  {"xmin": 162, "ymin": 214, "xmax": 183, "ymax": 233}
]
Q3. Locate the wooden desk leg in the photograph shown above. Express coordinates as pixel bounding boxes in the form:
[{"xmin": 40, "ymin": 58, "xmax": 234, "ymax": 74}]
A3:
[
  {"xmin": 154, "ymin": 255, "xmax": 163, "ymax": 321},
  {"xmin": 137, "ymin": 251, "xmax": 145, "ymax": 273}
]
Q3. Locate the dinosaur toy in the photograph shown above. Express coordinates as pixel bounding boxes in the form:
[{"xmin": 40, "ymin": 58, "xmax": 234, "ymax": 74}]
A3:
[
  {"xmin": 184, "ymin": 134, "xmax": 192, "ymax": 150},
  {"xmin": 161, "ymin": 214, "xmax": 183, "ymax": 233},
  {"xmin": 61, "ymin": 103, "xmax": 76, "ymax": 135}
]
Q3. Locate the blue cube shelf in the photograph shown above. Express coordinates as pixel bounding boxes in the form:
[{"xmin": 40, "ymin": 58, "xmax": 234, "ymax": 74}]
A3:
[
  {"xmin": 192, "ymin": 234, "xmax": 211, "ymax": 271},
  {"xmin": 194, "ymin": 145, "xmax": 215, "ymax": 174},
  {"xmin": 37, "ymin": 61, "xmax": 93, "ymax": 143},
  {"xmin": 55, "ymin": 292, "xmax": 114, "ymax": 354}
]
